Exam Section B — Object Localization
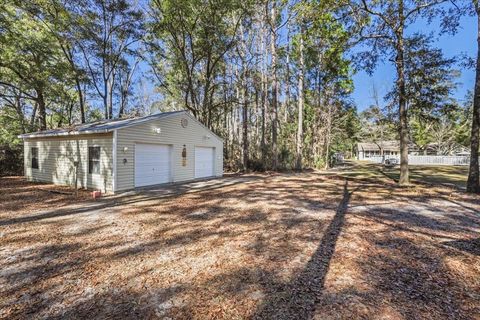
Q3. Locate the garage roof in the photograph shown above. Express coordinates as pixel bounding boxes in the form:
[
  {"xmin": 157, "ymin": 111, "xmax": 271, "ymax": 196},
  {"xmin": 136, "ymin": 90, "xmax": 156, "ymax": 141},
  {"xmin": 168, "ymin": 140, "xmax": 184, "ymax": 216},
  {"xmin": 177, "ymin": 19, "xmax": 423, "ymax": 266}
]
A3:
[{"xmin": 19, "ymin": 110, "xmax": 187, "ymax": 138}]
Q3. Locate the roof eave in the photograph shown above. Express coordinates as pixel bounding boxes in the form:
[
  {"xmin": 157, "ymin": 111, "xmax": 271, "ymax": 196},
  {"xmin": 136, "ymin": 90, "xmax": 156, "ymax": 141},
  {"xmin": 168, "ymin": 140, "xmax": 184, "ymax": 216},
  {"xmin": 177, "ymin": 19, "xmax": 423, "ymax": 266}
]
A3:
[{"xmin": 18, "ymin": 129, "xmax": 112, "ymax": 139}]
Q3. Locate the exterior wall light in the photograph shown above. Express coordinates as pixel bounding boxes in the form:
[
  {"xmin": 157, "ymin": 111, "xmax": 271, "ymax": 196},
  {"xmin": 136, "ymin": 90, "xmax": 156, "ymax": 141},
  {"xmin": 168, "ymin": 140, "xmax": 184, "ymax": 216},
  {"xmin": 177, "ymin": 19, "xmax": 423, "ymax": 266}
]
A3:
[
  {"xmin": 123, "ymin": 146, "xmax": 129, "ymax": 153},
  {"xmin": 153, "ymin": 127, "xmax": 161, "ymax": 134},
  {"xmin": 182, "ymin": 144, "xmax": 187, "ymax": 167}
]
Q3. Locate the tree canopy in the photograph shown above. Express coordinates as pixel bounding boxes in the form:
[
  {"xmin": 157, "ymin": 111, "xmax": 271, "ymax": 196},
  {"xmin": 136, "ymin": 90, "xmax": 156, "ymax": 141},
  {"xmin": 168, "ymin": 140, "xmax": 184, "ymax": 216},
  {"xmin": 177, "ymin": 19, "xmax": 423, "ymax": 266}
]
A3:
[{"xmin": 0, "ymin": 0, "xmax": 477, "ymax": 192}]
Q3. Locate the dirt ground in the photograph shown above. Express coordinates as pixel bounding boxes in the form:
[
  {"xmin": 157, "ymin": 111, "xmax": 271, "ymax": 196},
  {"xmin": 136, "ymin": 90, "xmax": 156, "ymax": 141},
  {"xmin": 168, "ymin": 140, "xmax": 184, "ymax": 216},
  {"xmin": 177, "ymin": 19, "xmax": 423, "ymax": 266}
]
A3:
[{"xmin": 1, "ymin": 166, "xmax": 479, "ymax": 319}]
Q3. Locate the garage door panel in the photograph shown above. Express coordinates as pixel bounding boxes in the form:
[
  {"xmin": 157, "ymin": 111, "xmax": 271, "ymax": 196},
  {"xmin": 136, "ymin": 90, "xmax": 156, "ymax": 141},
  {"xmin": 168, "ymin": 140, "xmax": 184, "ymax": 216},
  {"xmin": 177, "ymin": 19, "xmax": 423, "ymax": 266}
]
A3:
[
  {"xmin": 195, "ymin": 147, "xmax": 214, "ymax": 179},
  {"xmin": 135, "ymin": 144, "xmax": 172, "ymax": 187}
]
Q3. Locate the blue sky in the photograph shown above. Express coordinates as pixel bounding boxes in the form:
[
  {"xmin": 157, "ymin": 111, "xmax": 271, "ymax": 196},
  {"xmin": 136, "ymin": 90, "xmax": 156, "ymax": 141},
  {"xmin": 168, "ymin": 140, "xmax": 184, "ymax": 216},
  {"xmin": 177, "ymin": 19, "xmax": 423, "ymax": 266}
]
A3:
[{"xmin": 351, "ymin": 14, "xmax": 477, "ymax": 112}]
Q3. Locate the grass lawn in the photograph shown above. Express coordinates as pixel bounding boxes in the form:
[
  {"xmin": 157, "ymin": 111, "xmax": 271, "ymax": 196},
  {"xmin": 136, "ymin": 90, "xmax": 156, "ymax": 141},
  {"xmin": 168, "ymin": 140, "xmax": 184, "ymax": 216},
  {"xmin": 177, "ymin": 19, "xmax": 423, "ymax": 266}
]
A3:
[
  {"xmin": 1, "ymin": 167, "xmax": 479, "ymax": 319},
  {"xmin": 385, "ymin": 165, "xmax": 469, "ymax": 189},
  {"xmin": 335, "ymin": 160, "xmax": 469, "ymax": 189}
]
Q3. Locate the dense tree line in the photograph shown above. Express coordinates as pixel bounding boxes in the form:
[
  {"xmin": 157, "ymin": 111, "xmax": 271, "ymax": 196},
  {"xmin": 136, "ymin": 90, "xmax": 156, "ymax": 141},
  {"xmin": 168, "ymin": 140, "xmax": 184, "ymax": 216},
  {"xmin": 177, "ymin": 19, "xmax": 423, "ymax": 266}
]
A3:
[{"xmin": 1, "ymin": 0, "xmax": 479, "ymax": 192}]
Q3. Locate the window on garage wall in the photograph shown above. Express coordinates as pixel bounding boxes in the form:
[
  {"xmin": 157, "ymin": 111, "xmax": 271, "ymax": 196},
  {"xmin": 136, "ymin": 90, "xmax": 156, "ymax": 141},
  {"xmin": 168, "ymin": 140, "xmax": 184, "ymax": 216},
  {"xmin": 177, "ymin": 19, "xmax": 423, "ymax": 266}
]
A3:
[
  {"xmin": 88, "ymin": 146, "xmax": 101, "ymax": 174},
  {"xmin": 31, "ymin": 147, "xmax": 39, "ymax": 169}
]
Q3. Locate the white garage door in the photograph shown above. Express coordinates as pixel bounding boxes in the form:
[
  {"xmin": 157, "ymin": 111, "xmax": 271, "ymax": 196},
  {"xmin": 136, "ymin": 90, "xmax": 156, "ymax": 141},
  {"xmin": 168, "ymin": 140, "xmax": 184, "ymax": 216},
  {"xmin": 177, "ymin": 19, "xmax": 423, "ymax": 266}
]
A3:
[
  {"xmin": 135, "ymin": 144, "xmax": 172, "ymax": 187},
  {"xmin": 195, "ymin": 147, "xmax": 214, "ymax": 179}
]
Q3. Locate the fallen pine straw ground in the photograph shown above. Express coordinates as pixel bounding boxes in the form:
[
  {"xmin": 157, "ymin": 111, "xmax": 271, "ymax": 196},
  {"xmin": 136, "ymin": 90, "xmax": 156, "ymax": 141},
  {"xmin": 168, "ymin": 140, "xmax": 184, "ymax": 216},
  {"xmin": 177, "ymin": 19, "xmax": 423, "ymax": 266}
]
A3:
[
  {"xmin": 0, "ymin": 169, "xmax": 479, "ymax": 319},
  {"xmin": 0, "ymin": 177, "xmax": 91, "ymax": 220}
]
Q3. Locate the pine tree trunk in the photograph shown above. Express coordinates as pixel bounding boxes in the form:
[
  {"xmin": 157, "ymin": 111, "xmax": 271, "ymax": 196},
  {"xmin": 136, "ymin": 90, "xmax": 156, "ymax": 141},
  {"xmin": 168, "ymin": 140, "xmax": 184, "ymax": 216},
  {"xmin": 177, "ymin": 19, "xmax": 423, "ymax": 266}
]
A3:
[
  {"xmin": 295, "ymin": 29, "xmax": 304, "ymax": 171},
  {"xmin": 75, "ymin": 78, "xmax": 86, "ymax": 123},
  {"xmin": 103, "ymin": 80, "xmax": 108, "ymax": 119},
  {"xmin": 108, "ymin": 75, "xmax": 114, "ymax": 119},
  {"xmin": 242, "ymin": 71, "xmax": 249, "ymax": 171},
  {"xmin": 231, "ymin": 105, "xmax": 235, "ymax": 165},
  {"xmin": 396, "ymin": 2, "xmax": 409, "ymax": 185},
  {"xmin": 324, "ymin": 103, "xmax": 332, "ymax": 169},
  {"xmin": 261, "ymin": 21, "xmax": 267, "ymax": 170},
  {"xmin": 30, "ymin": 103, "xmax": 37, "ymax": 129},
  {"xmin": 398, "ymin": 57, "xmax": 409, "ymax": 185},
  {"xmin": 261, "ymin": 82, "xmax": 266, "ymax": 169},
  {"xmin": 285, "ymin": 16, "xmax": 291, "ymax": 123},
  {"xmin": 467, "ymin": 2, "xmax": 480, "ymax": 193},
  {"xmin": 270, "ymin": 3, "xmax": 278, "ymax": 170}
]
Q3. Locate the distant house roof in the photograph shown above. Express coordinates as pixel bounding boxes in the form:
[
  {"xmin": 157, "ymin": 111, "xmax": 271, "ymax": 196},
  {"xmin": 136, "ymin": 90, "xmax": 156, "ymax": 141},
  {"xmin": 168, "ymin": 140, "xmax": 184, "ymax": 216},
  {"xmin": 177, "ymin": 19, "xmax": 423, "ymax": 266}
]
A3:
[
  {"xmin": 19, "ymin": 110, "xmax": 186, "ymax": 139},
  {"xmin": 357, "ymin": 140, "xmax": 400, "ymax": 152}
]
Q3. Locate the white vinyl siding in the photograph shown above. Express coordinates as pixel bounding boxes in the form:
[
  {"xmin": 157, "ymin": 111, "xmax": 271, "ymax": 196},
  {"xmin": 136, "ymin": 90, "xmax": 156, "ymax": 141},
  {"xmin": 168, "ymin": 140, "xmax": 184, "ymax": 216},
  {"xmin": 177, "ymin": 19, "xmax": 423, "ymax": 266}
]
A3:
[
  {"xmin": 115, "ymin": 112, "xmax": 223, "ymax": 191},
  {"xmin": 23, "ymin": 133, "xmax": 113, "ymax": 193},
  {"xmin": 194, "ymin": 147, "xmax": 214, "ymax": 178},
  {"xmin": 134, "ymin": 143, "xmax": 172, "ymax": 187}
]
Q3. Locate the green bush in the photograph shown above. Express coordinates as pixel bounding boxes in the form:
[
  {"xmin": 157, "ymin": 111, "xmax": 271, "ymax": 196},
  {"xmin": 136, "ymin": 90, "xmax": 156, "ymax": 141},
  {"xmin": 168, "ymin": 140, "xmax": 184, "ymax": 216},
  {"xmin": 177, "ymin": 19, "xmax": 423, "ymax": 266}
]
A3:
[{"xmin": 0, "ymin": 144, "xmax": 23, "ymax": 176}]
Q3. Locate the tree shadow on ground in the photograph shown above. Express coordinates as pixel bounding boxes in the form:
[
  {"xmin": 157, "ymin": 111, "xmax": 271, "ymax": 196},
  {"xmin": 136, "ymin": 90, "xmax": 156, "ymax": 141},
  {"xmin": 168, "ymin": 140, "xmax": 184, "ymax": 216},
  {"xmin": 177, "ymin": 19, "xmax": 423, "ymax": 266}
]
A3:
[
  {"xmin": 252, "ymin": 180, "xmax": 354, "ymax": 319},
  {"xmin": 443, "ymin": 238, "xmax": 480, "ymax": 256}
]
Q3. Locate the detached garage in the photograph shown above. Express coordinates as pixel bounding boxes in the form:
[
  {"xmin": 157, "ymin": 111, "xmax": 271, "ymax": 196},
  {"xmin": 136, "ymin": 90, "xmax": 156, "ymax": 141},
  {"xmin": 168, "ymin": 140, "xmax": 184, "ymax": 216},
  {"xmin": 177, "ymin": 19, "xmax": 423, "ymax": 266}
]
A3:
[{"xmin": 19, "ymin": 110, "xmax": 223, "ymax": 193}]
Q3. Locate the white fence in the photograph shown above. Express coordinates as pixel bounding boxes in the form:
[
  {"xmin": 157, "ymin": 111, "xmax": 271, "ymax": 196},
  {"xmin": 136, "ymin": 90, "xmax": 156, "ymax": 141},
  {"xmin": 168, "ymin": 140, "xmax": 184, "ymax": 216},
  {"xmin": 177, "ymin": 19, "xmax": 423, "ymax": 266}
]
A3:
[{"xmin": 363, "ymin": 155, "xmax": 470, "ymax": 166}]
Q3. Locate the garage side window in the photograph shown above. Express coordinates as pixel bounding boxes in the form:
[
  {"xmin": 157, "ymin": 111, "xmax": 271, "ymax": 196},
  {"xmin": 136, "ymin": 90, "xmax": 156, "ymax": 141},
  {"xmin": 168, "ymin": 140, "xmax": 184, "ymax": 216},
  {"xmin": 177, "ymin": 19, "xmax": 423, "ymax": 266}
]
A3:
[
  {"xmin": 31, "ymin": 147, "xmax": 39, "ymax": 169},
  {"xmin": 88, "ymin": 146, "xmax": 101, "ymax": 174}
]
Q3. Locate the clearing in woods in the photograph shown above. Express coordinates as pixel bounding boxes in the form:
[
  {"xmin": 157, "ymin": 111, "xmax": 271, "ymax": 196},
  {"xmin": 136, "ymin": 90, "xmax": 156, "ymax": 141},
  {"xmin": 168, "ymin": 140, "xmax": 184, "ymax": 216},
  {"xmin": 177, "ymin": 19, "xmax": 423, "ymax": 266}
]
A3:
[{"xmin": 0, "ymin": 162, "xmax": 479, "ymax": 319}]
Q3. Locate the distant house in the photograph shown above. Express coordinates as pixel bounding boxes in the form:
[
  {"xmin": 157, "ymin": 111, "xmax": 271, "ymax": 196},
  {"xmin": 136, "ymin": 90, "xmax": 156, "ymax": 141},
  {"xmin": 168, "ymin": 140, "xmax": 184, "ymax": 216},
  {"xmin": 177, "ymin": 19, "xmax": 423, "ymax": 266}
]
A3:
[
  {"xmin": 356, "ymin": 140, "xmax": 403, "ymax": 160},
  {"xmin": 356, "ymin": 140, "xmax": 470, "ymax": 160},
  {"xmin": 18, "ymin": 110, "xmax": 223, "ymax": 194}
]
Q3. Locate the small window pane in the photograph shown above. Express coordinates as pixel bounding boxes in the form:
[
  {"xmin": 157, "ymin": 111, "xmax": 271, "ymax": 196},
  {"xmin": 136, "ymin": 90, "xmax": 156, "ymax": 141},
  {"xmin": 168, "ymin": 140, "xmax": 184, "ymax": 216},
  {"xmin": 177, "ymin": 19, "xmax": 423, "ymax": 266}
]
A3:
[
  {"xmin": 88, "ymin": 146, "xmax": 100, "ymax": 174},
  {"xmin": 31, "ymin": 147, "xmax": 39, "ymax": 169}
]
